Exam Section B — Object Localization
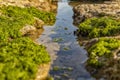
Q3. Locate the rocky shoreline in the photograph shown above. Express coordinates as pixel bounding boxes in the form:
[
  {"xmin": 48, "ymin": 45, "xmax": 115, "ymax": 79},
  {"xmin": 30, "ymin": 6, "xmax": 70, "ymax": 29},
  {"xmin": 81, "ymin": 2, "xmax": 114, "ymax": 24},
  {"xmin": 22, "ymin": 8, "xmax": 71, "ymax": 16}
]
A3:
[
  {"xmin": 0, "ymin": 0, "xmax": 57, "ymax": 12},
  {"xmin": 73, "ymin": 1, "xmax": 120, "ymax": 80},
  {"xmin": 0, "ymin": 0, "xmax": 57, "ymax": 80},
  {"xmin": 73, "ymin": 1, "xmax": 120, "ymax": 25},
  {"xmin": 84, "ymin": 37, "xmax": 120, "ymax": 80}
]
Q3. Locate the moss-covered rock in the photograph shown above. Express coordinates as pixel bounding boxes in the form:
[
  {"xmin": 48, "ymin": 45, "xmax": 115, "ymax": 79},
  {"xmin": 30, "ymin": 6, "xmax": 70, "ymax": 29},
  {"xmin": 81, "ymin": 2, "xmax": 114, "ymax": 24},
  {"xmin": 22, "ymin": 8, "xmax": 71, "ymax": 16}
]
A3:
[
  {"xmin": 86, "ymin": 38, "xmax": 120, "ymax": 80},
  {"xmin": 87, "ymin": 38, "xmax": 120, "ymax": 67},
  {"xmin": 0, "ymin": 5, "xmax": 56, "ymax": 80},
  {"xmin": 76, "ymin": 17, "xmax": 120, "ymax": 38},
  {"xmin": 75, "ymin": 17, "xmax": 120, "ymax": 80}
]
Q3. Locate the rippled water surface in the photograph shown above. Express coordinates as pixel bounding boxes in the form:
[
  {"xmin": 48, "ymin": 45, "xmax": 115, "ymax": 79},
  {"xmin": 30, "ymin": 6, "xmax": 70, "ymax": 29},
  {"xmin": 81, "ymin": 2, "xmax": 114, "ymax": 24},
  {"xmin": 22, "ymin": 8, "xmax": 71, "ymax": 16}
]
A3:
[{"xmin": 38, "ymin": 0, "xmax": 95, "ymax": 80}]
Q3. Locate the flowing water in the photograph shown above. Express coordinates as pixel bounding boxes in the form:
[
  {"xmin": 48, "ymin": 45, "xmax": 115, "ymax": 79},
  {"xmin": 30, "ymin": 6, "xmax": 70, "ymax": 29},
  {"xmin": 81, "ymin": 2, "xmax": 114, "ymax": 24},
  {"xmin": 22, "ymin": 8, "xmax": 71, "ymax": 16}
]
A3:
[{"xmin": 38, "ymin": 0, "xmax": 95, "ymax": 80}]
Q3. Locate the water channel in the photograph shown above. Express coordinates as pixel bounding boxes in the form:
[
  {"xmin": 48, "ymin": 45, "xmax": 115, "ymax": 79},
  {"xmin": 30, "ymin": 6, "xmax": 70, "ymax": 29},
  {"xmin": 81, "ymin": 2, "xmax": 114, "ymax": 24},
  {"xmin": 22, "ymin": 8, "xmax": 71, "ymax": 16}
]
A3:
[{"xmin": 38, "ymin": 0, "xmax": 95, "ymax": 80}]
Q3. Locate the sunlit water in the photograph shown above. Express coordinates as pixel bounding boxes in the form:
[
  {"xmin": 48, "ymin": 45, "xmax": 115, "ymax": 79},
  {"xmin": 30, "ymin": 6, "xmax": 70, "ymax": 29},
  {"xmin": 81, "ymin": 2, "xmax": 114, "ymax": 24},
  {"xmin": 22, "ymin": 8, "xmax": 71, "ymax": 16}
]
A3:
[{"xmin": 37, "ymin": 0, "xmax": 95, "ymax": 80}]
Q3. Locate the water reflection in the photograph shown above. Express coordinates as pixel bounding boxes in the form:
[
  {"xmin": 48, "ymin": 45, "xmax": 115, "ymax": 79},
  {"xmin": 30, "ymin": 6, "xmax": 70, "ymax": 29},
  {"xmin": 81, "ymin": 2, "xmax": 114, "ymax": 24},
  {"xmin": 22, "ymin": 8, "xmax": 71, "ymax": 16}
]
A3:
[{"xmin": 38, "ymin": 0, "xmax": 95, "ymax": 80}]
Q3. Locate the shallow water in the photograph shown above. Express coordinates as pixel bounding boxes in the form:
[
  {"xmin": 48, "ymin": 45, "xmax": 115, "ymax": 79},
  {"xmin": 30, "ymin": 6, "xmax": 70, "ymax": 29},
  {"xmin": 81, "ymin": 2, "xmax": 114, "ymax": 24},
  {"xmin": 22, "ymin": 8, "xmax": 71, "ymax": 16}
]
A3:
[{"xmin": 37, "ymin": 0, "xmax": 95, "ymax": 80}]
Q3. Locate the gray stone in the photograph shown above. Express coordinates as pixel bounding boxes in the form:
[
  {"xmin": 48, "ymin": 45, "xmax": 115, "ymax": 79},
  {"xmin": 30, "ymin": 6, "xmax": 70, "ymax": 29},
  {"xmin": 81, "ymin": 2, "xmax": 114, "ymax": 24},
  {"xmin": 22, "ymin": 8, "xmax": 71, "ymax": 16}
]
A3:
[{"xmin": 73, "ymin": 2, "xmax": 120, "ymax": 25}]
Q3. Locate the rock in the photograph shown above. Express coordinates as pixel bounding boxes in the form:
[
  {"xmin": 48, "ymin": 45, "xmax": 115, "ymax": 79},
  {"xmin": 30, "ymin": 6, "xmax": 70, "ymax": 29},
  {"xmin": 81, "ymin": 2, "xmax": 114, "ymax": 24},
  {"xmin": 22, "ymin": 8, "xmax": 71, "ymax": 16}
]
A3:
[
  {"xmin": 93, "ymin": 59, "xmax": 120, "ymax": 80},
  {"xmin": 84, "ymin": 38, "xmax": 99, "ymax": 49},
  {"xmin": 34, "ymin": 18, "xmax": 44, "ymax": 29},
  {"xmin": 20, "ymin": 18, "xmax": 44, "ymax": 36},
  {"xmin": 0, "ymin": 0, "xmax": 57, "ymax": 12},
  {"xmin": 20, "ymin": 25, "xmax": 36, "ymax": 35},
  {"xmin": 50, "ymin": 4, "xmax": 57, "ymax": 12},
  {"xmin": 35, "ymin": 63, "xmax": 51, "ymax": 80},
  {"xmin": 84, "ymin": 37, "xmax": 120, "ymax": 80},
  {"xmin": 73, "ymin": 2, "xmax": 120, "ymax": 25}
]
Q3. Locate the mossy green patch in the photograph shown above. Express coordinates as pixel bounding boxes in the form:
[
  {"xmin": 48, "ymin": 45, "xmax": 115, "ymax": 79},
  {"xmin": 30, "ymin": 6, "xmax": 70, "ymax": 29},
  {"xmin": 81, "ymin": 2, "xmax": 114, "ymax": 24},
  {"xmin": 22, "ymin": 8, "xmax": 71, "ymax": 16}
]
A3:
[
  {"xmin": 27, "ymin": 7, "xmax": 56, "ymax": 25},
  {"xmin": 87, "ymin": 38, "xmax": 120, "ymax": 68},
  {"xmin": 77, "ymin": 17, "xmax": 120, "ymax": 38},
  {"xmin": 0, "ymin": 5, "xmax": 55, "ymax": 80},
  {"xmin": 0, "ymin": 37, "xmax": 50, "ymax": 80}
]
